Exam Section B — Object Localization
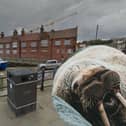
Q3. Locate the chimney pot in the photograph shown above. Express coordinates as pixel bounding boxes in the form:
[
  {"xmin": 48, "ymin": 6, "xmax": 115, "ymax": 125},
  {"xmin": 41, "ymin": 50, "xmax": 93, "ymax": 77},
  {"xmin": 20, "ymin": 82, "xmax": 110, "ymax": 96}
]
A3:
[
  {"xmin": 1, "ymin": 32, "xmax": 4, "ymax": 38},
  {"xmin": 13, "ymin": 29, "xmax": 18, "ymax": 36},
  {"xmin": 21, "ymin": 28, "xmax": 25, "ymax": 36},
  {"xmin": 40, "ymin": 25, "xmax": 44, "ymax": 33}
]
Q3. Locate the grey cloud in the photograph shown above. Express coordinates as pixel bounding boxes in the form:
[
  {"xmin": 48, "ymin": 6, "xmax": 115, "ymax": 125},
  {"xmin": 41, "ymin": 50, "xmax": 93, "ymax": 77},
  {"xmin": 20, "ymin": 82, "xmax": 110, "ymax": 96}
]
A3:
[{"xmin": 0, "ymin": 0, "xmax": 126, "ymax": 40}]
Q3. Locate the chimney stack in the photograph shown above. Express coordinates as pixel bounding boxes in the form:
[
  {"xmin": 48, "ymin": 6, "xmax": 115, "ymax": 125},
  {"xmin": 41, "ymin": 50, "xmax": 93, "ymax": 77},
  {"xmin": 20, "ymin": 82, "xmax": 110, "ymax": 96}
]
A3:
[
  {"xmin": 40, "ymin": 25, "xmax": 44, "ymax": 33},
  {"xmin": 21, "ymin": 28, "xmax": 25, "ymax": 36},
  {"xmin": 13, "ymin": 29, "xmax": 18, "ymax": 36},
  {"xmin": 1, "ymin": 32, "xmax": 4, "ymax": 38}
]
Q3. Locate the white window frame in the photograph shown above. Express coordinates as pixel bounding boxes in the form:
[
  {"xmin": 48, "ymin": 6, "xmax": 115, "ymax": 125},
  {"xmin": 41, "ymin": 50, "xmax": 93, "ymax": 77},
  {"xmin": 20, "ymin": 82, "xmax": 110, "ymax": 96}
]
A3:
[
  {"xmin": 6, "ymin": 50, "xmax": 10, "ymax": 54},
  {"xmin": 64, "ymin": 40, "xmax": 71, "ymax": 45},
  {"xmin": 21, "ymin": 42, "xmax": 27, "ymax": 48},
  {"xmin": 0, "ymin": 50, "xmax": 3, "ymax": 54},
  {"xmin": 6, "ymin": 44, "xmax": 10, "ymax": 48},
  {"xmin": 30, "ymin": 42, "xmax": 37, "ymax": 48},
  {"xmin": 55, "ymin": 40, "xmax": 61, "ymax": 46},
  {"xmin": 0, "ymin": 44, "xmax": 3, "ymax": 49},
  {"xmin": 12, "ymin": 50, "xmax": 17, "ymax": 54},
  {"xmin": 67, "ymin": 49, "xmax": 73, "ymax": 54},
  {"xmin": 41, "ymin": 40, "xmax": 48, "ymax": 47},
  {"xmin": 12, "ymin": 42, "xmax": 18, "ymax": 48}
]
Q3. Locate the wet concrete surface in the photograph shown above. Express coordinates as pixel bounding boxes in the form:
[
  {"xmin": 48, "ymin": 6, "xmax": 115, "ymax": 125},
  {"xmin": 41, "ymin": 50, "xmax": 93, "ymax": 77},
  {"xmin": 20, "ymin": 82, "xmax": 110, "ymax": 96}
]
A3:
[{"xmin": 0, "ymin": 87, "xmax": 65, "ymax": 126}]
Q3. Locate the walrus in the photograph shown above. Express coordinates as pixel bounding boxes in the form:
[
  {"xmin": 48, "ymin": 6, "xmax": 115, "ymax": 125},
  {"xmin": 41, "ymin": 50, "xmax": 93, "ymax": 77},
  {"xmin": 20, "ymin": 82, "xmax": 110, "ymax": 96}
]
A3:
[{"xmin": 52, "ymin": 45, "xmax": 126, "ymax": 126}]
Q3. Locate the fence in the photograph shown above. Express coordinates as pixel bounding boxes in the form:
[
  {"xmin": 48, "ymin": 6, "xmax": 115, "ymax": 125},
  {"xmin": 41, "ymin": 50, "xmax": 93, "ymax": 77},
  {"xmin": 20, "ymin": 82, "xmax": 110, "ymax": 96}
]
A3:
[
  {"xmin": 3, "ymin": 57, "xmax": 43, "ymax": 65},
  {"xmin": 0, "ymin": 69, "xmax": 57, "ymax": 92}
]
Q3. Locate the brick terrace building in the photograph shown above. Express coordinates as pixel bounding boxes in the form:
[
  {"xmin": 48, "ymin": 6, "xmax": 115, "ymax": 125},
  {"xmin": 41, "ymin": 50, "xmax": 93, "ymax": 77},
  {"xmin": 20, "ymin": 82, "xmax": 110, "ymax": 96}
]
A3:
[{"xmin": 0, "ymin": 27, "xmax": 77, "ymax": 62}]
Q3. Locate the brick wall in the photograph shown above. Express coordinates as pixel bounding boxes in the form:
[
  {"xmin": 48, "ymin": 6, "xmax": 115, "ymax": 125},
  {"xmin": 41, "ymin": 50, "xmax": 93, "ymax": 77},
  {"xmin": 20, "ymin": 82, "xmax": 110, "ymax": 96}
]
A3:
[{"xmin": 0, "ymin": 27, "xmax": 77, "ymax": 61}]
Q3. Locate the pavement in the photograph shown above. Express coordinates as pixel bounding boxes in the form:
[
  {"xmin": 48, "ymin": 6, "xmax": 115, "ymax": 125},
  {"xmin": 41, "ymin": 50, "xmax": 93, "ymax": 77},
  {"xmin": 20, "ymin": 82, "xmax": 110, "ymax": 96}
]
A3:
[{"xmin": 0, "ymin": 86, "xmax": 65, "ymax": 126}]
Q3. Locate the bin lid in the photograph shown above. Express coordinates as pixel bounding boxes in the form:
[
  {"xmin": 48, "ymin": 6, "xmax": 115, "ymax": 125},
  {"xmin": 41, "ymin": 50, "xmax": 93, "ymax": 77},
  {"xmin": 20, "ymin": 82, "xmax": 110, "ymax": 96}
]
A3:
[{"xmin": 7, "ymin": 69, "xmax": 35, "ymax": 76}]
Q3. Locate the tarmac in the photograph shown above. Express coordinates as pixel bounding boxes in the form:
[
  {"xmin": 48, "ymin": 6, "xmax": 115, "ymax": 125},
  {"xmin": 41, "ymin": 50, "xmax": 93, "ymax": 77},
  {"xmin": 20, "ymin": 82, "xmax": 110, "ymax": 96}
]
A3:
[{"xmin": 0, "ymin": 86, "xmax": 65, "ymax": 126}]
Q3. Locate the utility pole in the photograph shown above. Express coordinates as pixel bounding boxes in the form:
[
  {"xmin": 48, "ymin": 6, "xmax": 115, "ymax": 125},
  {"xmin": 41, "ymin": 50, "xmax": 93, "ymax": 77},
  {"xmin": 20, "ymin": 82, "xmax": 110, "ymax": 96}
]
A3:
[{"xmin": 96, "ymin": 24, "xmax": 99, "ymax": 40}]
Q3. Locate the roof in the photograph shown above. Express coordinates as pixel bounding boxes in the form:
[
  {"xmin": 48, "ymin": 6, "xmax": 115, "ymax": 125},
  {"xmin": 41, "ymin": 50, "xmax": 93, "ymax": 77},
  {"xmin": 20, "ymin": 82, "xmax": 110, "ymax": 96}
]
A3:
[
  {"xmin": 19, "ymin": 27, "xmax": 77, "ymax": 41},
  {"xmin": 19, "ymin": 33, "xmax": 41, "ymax": 41},
  {"xmin": 0, "ymin": 27, "xmax": 77, "ymax": 43},
  {"xmin": 0, "ymin": 36, "xmax": 12, "ymax": 43},
  {"xmin": 48, "ymin": 27, "xmax": 77, "ymax": 39}
]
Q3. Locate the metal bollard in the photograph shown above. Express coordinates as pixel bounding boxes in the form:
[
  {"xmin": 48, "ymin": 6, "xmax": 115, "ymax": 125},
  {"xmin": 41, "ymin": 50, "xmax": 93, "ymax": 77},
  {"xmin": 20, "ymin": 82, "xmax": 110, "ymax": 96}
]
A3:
[{"xmin": 40, "ymin": 69, "xmax": 45, "ymax": 91}]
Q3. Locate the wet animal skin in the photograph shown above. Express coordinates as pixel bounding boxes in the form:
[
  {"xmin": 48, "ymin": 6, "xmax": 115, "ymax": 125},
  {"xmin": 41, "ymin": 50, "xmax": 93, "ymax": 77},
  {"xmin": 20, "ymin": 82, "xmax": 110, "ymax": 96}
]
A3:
[
  {"xmin": 52, "ymin": 46, "xmax": 126, "ymax": 126},
  {"xmin": 71, "ymin": 67, "xmax": 125, "ymax": 126}
]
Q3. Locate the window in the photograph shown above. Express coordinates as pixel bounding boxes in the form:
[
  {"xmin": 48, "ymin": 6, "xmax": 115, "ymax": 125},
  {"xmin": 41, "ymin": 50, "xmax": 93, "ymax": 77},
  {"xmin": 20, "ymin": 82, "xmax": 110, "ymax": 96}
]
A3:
[
  {"xmin": 12, "ymin": 50, "xmax": 17, "ymax": 54},
  {"xmin": 0, "ymin": 44, "xmax": 3, "ymax": 49},
  {"xmin": 30, "ymin": 42, "xmax": 37, "ymax": 48},
  {"xmin": 6, "ymin": 44, "xmax": 10, "ymax": 48},
  {"xmin": 41, "ymin": 40, "xmax": 48, "ymax": 47},
  {"xmin": 0, "ymin": 50, "xmax": 3, "ymax": 54},
  {"xmin": 61, "ymin": 49, "xmax": 65, "ymax": 54},
  {"xmin": 64, "ymin": 40, "xmax": 71, "ymax": 45},
  {"xmin": 56, "ymin": 49, "xmax": 60, "ymax": 54},
  {"xmin": 21, "ymin": 42, "xmax": 27, "ymax": 48},
  {"xmin": 67, "ymin": 49, "xmax": 73, "ymax": 54},
  {"xmin": 6, "ymin": 50, "xmax": 10, "ymax": 54},
  {"xmin": 12, "ymin": 42, "xmax": 18, "ymax": 48},
  {"xmin": 55, "ymin": 40, "xmax": 61, "ymax": 46}
]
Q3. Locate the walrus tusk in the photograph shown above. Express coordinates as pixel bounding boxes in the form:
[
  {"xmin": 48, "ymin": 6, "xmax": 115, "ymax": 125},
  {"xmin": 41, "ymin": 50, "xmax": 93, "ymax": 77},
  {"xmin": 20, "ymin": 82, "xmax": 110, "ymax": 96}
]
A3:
[
  {"xmin": 115, "ymin": 92, "xmax": 126, "ymax": 108},
  {"xmin": 98, "ymin": 102, "xmax": 110, "ymax": 126}
]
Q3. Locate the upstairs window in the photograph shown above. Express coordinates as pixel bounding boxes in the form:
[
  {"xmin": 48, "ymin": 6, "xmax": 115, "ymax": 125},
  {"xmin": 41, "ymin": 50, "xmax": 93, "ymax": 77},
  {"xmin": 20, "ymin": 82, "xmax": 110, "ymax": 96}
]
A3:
[
  {"xmin": 30, "ymin": 42, "xmax": 37, "ymax": 48},
  {"xmin": 21, "ymin": 42, "xmax": 27, "ymax": 48},
  {"xmin": 0, "ymin": 44, "xmax": 3, "ymax": 49},
  {"xmin": 54, "ymin": 40, "xmax": 61, "ymax": 46},
  {"xmin": 41, "ymin": 40, "xmax": 48, "ymax": 47},
  {"xmin": 0, "ymin": 50, "xmax": 3, "ymax": 54},
  {"xmin": 6, "ymin": 44, "xmax": 10, "ymax": 48},
  {"xmin": 12, "ymin": 42, "xmax": 18, "ymax": 48},
  {"xmin": 64, "ymin": 40, "xmax": 71, "ymax": 45},
  {"xmin": 6, "ymin": 50, "xmax": 10, "ymax": 54}
]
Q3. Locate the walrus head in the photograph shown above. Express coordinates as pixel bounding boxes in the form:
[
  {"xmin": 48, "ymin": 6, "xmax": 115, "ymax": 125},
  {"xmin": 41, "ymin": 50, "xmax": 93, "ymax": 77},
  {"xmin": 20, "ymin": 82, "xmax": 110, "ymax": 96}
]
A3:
[{"xmin": 71, "ymin": 66, "xmax": 126, "ymax": 126}]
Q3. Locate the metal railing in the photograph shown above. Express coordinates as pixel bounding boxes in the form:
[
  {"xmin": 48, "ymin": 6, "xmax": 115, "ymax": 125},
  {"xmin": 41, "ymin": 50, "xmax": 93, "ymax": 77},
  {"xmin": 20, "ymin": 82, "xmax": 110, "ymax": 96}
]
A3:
[
  {"xmin": 3, "ymin": 57, "xmax": 45, "ymax": 65},
  {"xmin": 0, "ymin": 68, "xmax": 57, "ymax": 92}
]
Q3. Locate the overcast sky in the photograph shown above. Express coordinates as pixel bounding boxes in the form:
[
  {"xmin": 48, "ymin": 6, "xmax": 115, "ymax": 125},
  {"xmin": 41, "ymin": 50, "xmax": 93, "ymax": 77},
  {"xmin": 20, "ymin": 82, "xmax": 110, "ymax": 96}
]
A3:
[{"xmin": 0, "ymin": 0, "xmax": 126, "ymax": 40}]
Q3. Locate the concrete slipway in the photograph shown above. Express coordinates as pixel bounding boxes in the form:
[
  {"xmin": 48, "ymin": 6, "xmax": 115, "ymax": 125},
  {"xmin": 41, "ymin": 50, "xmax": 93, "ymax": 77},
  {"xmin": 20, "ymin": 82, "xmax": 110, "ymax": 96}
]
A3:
[{"xmin": 0, "ymin": 86, "xmax": 65, "ymax": 126}]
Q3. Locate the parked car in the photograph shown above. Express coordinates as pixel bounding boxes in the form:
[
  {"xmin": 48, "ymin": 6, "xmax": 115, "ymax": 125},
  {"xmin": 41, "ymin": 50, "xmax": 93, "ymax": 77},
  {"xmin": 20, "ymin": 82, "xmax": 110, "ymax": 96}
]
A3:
[
  {"xmin": 0, "ymin": 58, "xmax": 8, "ymax": 70},
  {"xmin": 38, "ymin": 59, "xmax": 61, "ymax": 70}
]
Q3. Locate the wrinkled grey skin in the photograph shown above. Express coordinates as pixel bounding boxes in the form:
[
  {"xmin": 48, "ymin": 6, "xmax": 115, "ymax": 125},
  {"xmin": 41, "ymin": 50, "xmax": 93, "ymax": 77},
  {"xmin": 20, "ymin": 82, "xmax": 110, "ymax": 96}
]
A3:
[{"xmin": 52, "ymin": 46, "xmax": 126, "ymax": 126}]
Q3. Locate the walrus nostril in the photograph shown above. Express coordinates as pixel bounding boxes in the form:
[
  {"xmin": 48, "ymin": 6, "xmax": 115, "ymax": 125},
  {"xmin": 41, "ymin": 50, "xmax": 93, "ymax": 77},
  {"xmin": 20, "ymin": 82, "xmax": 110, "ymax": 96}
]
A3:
[{"xmin": 100, "ymin": 71, "xmax": 120, "ymax": 90}]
